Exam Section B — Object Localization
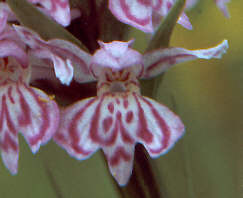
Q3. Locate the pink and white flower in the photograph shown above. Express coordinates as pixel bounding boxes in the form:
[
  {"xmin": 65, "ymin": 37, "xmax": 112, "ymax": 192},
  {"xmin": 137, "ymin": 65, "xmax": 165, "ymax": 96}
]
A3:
[
  {"xmin": 0, "ymin": 0, "xmax": 71, "ymax": 26},
  {"xmin": 109, "ymin": 0, "xmax": 192, "ymax": 33},
  {"xmin": 54, "ymin": 39, "xmax": 228, "ymax": 185},
  {"xmin": 0, "ymin": 10, "xmax": 60, "ymax": 173},
  {"xmin": 27, "ymin": 0, "xmax": 71, "ymax": 26},
  {"xmin": 14, "ymin": 26, "xmax": 93, "ymax": 85}
]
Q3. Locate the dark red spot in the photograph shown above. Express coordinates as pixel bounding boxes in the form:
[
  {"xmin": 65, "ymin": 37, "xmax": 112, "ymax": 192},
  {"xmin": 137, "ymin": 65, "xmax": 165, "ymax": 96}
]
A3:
[
  {"xmin": 109, "ymin": 146, "xmax": 131, "ymax": 166},
  {"xmin": 116, "ymin": 98, "xmax": 120, "ymax": 104},
  {"xmin": 123, "ymin": 99, "xmax": 129, "ymax": 109},
  {"xmin": 137, "ymin": 0, "xmax": 151, "ymax": 6},
  {"xmin": 103, "ymin": 117, "xmax": 113, "ymax": 133},
  {"xmin": 108, "ymin": 102, "xmax": 114, "ymax": 114},
  {"xmin": 89, "ymin": 96, "xmax": 118, "ymax": 146},
  {"xmin": 126, "ymin": 111, "xmax": 133, "ymax": 123}
]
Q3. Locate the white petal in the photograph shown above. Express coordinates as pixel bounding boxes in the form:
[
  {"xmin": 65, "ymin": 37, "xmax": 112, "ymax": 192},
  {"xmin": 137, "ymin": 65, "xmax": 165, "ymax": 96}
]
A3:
[{"xmin": 143, "ymin": 39, "xmax": 228, "ymax": 78}]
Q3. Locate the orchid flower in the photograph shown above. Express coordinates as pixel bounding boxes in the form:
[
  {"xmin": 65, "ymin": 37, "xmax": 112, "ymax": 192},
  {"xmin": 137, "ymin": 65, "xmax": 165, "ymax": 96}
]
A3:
[
  {"xmin": 109, "ymin": 0, "xmax": 192, "ymax": 33},
  {"xmin": 0, "ymin": 16, "xmax": 59, "ymax": 174},
  {"xmin": 53, "ymin": 39, "xmax": 228, "ymax": 185},
  {"xmin": 186, "ymin": 0, "xmax": 231, "ymax": 18},
  {"xmin": 28, "ymin": 0, "xmax": 71, "ymax": 26},
  {"xmin": 14, "ymin": 26, "xmax": 93, "ymax": 85},
  {"xmin": 0, "ymin": 0, "xmax": 71, "ymax": 26}
]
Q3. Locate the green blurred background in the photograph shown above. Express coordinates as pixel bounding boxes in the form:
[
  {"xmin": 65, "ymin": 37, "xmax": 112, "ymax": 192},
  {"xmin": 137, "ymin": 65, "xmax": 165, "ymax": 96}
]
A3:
[{"xmin": 0, "ymin": 0, "xmax": 242, "ymax": 197}]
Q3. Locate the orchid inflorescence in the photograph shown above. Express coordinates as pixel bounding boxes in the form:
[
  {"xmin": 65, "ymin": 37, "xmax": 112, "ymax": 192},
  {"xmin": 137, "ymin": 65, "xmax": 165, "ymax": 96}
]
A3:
[{"xmin": 0, "ymin": 0, "xmax": 230, "ymax": 186}]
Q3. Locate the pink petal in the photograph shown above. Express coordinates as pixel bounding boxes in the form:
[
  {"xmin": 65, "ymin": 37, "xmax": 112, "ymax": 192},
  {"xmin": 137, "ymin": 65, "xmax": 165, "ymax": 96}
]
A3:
[
  {"xmin": 0, "ymin": 40, "xmax": 28, "ymax": 68},
  {"xmin": 142, "ymin": 39, "xmax": 228, "ymax": 79},
  {"xmin": 103, "ymin": 143, "xmax": 135, "ymax": 186},
  {"xmin": 31, "ymin": 49, "xmax": 73, "ymax": 84},
  {"xmin": 28, "ymin": 0, "xmax": 71, "ymax": 26},
  {"xmin": 14, "ymin": 25, "xmax": 93, "ymax": 84},
  {"xmin": 54, "ymin": 97, "xmax": 100, "ymax": 159},
  {"xmin": 215, "ymin": 0, "xmax": 230, "ymax": 18},
  {"xmin": 1, "ymin": 83, "xmax": 59, "ymax": 154},
  {"xmin": 134, "ymin": 95, "xmax": 184, "ymax": 157},
  {"xmin": 0, "ymin": 94, "xmax": 19, "ymax": 174},
  {"xmin": 91, "ymin": 40, "xmax": 143, "ymax": 71},
  {"xmin": 109, "ymin": 0, "xmax": 154, "ymax": 33}
]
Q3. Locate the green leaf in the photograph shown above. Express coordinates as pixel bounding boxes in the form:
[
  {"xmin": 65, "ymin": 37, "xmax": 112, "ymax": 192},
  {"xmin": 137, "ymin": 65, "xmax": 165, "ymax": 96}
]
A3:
[
  {"xmin": 6, "ymin": 0, "xmax": 88, "ymax": 52},
  {"xmin": 146, "ymin": 0, "xmax": 186, "ymax": 51}
]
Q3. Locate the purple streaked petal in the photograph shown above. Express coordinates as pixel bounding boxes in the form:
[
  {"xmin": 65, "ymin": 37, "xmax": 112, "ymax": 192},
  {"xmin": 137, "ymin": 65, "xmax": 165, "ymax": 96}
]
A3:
[
  {"xmin": 54, "ymin": 97, "xmax": 100, "ymax": 159},
  {"xmin": 142, "ymin": 39, "xmax": 228, "ymax": 79},
  {"xmin": 14, "ymin": 25, "xmax": 93, "ymax": 84},
  {"xmin": 109, "ymin": 0, "xmax": 154, "ymax": 33},
  {"xmin": 28, "ymin": 0, "xmax": 71, "ymax": 26},
  {"xmin": 18, "ymin": 85, "xmax": 59, "ymax": 153},
  {"xmin": 0, "ymin": 83, "xmax": 59, "ymax": 154},
  {"xmin": 0, "ymin": 114, "xmax": 19, "ymax": 174},
  {"xmin": 134, "ymin": 95, "xmax": 184, "ymax": 157}
]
